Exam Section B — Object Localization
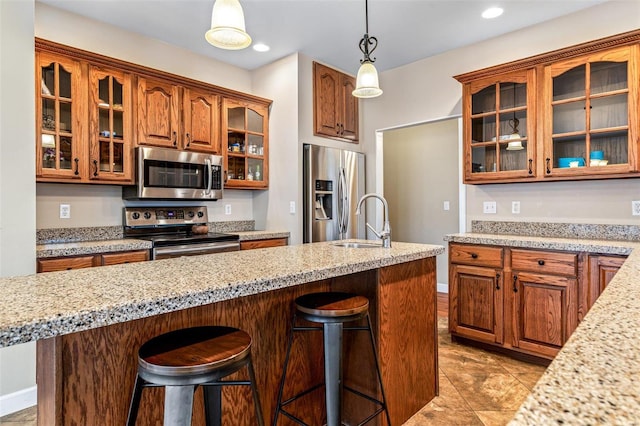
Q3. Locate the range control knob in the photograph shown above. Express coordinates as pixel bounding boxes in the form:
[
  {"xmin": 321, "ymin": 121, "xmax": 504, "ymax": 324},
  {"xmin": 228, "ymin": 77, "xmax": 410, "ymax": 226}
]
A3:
[
  {"xmin": 197, "ymin": 211, "xmax": 204, "ymax": 218},
  {"xmin": 131, "ymin": 212, "xmax": 140, "ymax": 220},
  {"xmin": 187, "ymin": 211, "xmax": 195, "ymax": 218},
  {"xmin": 144, "ymin": 211, "xmax": 152, "ymax": 220}
]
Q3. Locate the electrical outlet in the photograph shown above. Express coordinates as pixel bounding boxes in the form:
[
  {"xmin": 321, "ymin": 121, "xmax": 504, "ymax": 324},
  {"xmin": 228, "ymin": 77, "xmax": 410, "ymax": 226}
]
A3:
[
  {"xmin": 224, "ymin": 204, "xmax": 232, "ymax": 215},
  {"xmin": 289, "ymin": 201, "xmax": 296, "ymax": 214},
  {"xmin": 632, "ymin": 201, "xmax": 640, "ymax": 216},
  {"xmin": 59, "ymin": 204, "xmax": 71, "ymax": 219},
  {"xmin": 443, "ymin": 201, "xmax": 450, "ymax": 211},
  {"xmin": 483, "ymin": 201, "xmax": 497, "ymax": 214},
  {"xmin": 512, "ymin": 201, "xmax": 521, "ymax": 214}
]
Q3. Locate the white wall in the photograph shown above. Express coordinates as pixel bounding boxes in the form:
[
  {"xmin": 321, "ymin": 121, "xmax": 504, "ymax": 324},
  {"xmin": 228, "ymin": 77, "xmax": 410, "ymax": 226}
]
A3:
[
  {"xmin": 0, "ymin": 0, "xmax": 37, "ymax": 410},
  {"xmin": 365, "ymin": 1, "xmax": 640, "ymax": 228}
]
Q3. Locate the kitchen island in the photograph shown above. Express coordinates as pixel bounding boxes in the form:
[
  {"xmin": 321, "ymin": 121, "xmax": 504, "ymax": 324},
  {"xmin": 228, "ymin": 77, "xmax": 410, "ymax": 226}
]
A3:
[{"xmin": 0, "ymin": 240, "xmax": 444, "ymax": 425}]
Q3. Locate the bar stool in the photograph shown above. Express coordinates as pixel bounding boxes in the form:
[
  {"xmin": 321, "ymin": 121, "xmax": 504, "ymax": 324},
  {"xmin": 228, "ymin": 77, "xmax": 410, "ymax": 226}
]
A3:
[
  {"xmin": 126, "ymin": 326, "xmax": 264, "ymax": 426},
  {"xmin": 273, "ymin": 292, "xmax": 391, "ymax": 426}
]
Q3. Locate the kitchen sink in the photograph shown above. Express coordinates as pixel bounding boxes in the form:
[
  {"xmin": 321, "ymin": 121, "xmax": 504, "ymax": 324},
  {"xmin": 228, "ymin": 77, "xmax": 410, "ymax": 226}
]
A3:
[{"xmin": 330, "ymin": 241, "xmax": 383, "ymax": 248}]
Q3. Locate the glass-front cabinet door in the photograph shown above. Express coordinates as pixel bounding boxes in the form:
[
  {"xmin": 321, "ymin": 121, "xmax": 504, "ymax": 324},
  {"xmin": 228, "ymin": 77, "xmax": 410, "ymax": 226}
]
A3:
[
  {"xmin": 463, "ymin": 69, "xmax": 535, "ymax": 182},
  {"xmin": 36, "ymin": 53, "xmax": 83, "ymax": 179},
  {"xmin": 223, "ymin": 98, "xmax": 269, "ymax": 189},
  {"xmin": 89, "ymin": 66, "xmax": 133, "ymax": 182},
  {"xmin": 543, "ymin": 45, "xmax": 638, "ymax": 176}
]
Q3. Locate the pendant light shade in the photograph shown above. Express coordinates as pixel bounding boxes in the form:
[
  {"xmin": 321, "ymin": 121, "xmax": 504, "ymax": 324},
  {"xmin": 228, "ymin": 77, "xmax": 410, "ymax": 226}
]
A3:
[
  {"xmin": 352, "ymin": 0, "xmax": 382, "ymax": 98},
  {"xmin": 205, "ymin": 0, "xmax": 252, "ymax": 50}
]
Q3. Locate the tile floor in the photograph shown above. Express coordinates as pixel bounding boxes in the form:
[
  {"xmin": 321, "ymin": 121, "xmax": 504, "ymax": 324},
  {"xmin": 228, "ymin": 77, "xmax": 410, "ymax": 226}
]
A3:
[{"xmin": 0, "ymin": 294, "xmax": 547, "ymax": 425}]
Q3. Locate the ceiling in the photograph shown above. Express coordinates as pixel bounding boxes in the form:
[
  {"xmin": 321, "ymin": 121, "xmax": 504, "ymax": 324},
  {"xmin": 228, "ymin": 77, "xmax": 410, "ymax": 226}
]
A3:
[{"xmin": 37, "ymin": 0, "xmax": 608, "ymax": 75}]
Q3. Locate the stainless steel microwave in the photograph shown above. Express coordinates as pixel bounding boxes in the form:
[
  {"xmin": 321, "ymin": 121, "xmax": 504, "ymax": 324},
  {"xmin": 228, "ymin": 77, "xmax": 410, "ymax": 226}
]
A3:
[{"xmin": 123, "ymin": 147, "xmax": 223, "ymax": 200}]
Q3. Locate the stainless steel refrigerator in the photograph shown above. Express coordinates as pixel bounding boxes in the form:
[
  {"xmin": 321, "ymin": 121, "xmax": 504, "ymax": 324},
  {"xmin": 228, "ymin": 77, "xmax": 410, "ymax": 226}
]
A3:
[{"xmin": 303, "ymin": 144, "xmax": 366, "ymax": 243}]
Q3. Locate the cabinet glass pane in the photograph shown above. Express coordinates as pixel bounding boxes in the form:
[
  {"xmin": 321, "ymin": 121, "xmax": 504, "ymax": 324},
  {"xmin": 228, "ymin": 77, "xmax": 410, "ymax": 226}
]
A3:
[
  {"xmin": 553, "ymin": 101, "xmax": 585, "ymax": 134},
  {"xmin": 247, "ymin": 158, "xmax": 263, "ymax": 181},
  {"xmin": 247, "ymin": 134, "xmax": 264, "ymax": 155},
  {"xmin": 100, "ymin": 141, "xmax": 110, "ymax": 172},
  {"xmin": 471, "ymin": 146, "xmax": 496, "ymax": 173},
  {"xmin": 499, "ymin": 82, "xmax": 526, "ymax": 110},
  {"xmin": 591, "ymin": 94, "xmax": 628, "ymax": 130},
  {"xmin": 42, "ymin": 99, "xmax": 56, "ymax": 130},
  {"xmin": 472, "ymin": 86, "xmax": 495, "ymax": 114},
  {"xmin": 113, "ymin": 78, "xmax": 123, "ymax": 107},
  {"xmin": 42, "ymin": 134, "xmax": 56, "ymax": 169},
  {"xmin": 553, "ymin": 65, "xmax": 585, "ymax": 101},
  {"xmin": 113, "ymin": 143, "xmax": 124, "ymax": 172},
  {"xmin": 60, "ymin": 101, "xmax": 72, "ymax": 133},
  {"xmin": 471, "ymin": 115, "xmax": 496, "ymax": 143},
  {"xmin": 227, "ymin": 156, "xmax": 245, "ymax": 180},
  {"xmin": 41, "ymin": 63, "xmax": 55, "ymax": 96},
  {"xmin": 591, "ymin": 61, "xmax": 627, "ymax": 95},
  {"xmin": 99, "ymin": 77, "xmax": 109, "ymax": 106},
  {"xmin": 228, "ymin": 107, "xmax": 245, "ymax": 129},
  {"xmin": 247, "ymin": 109, "xmax": 263, "ymax": 133},
  {"xmin": 59, "ymin": 65, "xmax": 72, "ymax": 99},
  {"xmin": 591, "ymin": 131, "xmax": 628, "ymax": 166},
  {"xmin": 228, "ymin": 131, "xmax": 245, "ymax": 152},
  {"xmin": 553, "ymin": 135, "xmax": 586, "ymax": 167},
  {"xmin": 499, "ymin": 110, "xmax": 527, "ymax": 139},
  {"xmin": 499, "ymin": 143, "xmax": 527, "ymax": 171},
  {"xmin": 113, "ymin": 110, "xmax": 123, "ymax": 138},
  {"xmin": 99, "ymin": 109, "xmax": 110, "ymax": 135},
  {"xmin": 60, "ymin": 137, "xmax": 72, "ymax": 170}
]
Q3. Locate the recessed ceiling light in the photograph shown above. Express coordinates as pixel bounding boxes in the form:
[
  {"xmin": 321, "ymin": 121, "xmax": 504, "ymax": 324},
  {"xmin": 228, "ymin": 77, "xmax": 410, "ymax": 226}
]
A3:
[
  {"xmin": 253, "ymin": 43, "xmax": 270, "ymax": 52},
  {"xmin": 482, "ymin": 7, "xmax": 504, "ymax": 19}
]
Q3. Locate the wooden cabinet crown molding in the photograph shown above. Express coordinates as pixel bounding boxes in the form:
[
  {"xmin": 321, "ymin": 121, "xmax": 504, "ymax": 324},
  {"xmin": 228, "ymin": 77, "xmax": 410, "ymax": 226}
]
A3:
[
  {"xmin": 35, "ymin": 38, "xmax": 272, "ymax": 108},
  {"xmin": 454, "ymin": 29, "xmax": 640, "ymax": 83}
]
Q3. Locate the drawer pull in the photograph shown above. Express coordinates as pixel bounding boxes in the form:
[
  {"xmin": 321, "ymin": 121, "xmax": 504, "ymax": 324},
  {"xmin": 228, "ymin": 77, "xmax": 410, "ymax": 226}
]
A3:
[
  {"xmin": 471, "ymin": 253, "xmax": 478, "ymax": 259},
  {"xmin": 496, "ymin": 273, "xmax": 500, "ymax": 290},
  {"xmin": 538, "ymin": 259, "xmax": 545, "ymax": 266},
  {"xmin": 513, "ymin": 275, "xmax": 518, "ymax": 293}
]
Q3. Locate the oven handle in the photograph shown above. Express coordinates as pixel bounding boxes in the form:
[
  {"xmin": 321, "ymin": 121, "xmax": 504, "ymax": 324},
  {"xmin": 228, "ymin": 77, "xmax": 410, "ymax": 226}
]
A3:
[
  {"xmin": 153, "ymin": 241, "xmax": 239, "ymax": 258},
  {"xmin": 205, "ymin": 158, "xmax": 213, "ymax": 195}
]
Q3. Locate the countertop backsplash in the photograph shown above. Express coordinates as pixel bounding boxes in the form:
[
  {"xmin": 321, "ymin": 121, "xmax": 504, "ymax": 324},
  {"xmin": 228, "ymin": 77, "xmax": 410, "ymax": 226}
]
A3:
[{"xmin": 471, "ymin": 220, "xmax": 640, "ymax": 241}]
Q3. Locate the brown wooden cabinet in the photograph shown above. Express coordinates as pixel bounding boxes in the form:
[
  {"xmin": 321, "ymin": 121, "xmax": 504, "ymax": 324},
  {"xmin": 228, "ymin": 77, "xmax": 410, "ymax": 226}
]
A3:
[
  {"xmin": 240, "ymin": 237, "xmax": 288, "ymax": 250},
  {"xmin": 223, "ymin": 98, "xmax": 269, "ymax": 189},
  {"xmin": 587, "ymin": 254, "xmax": 626, "ymax": 310},
  {"xmin": 183, "ymin": 87, "xmax": 221, "ymax": 154},
  {"xmin": 37, "ymin": 250, "xmax": 149, "ymax": 273},
  {"xmin": 313, "ymin": 62, "xmax": 359, "ymax": 142},
  {"xmin": 455, "ymin": 30, "xmax": 640, "ymax": 184}
]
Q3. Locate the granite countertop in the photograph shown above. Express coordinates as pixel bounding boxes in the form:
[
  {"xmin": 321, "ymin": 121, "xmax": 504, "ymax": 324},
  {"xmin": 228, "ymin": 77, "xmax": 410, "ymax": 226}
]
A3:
[
  {"xmin": 1, "ymin": 240, "xmax": 443, "ymax": 348},
  {"xmin": 444, "ymin": 222, "xmax": 640, "ymax": 424}
]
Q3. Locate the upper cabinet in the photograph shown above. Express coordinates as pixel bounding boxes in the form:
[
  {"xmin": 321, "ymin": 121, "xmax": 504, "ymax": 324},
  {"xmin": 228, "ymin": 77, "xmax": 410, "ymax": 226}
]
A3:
[
  {"xmin": 456, "ymin": 30, "xmax": 640, "ymax": 184},
  {"xmin": 35, "ymin": 39, "xmax": 271, "ymax": 187},
  {"xmin": 313, "ymin": 62, "xmax": 359, "ymax": 142},
  {"xmin": 223, "ymin": 98, "xmax": 269, "ymax": 189}
]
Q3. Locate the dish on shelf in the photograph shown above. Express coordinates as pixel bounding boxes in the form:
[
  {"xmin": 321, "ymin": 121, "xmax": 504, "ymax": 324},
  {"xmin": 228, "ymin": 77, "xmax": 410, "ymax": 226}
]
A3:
[
  {"xmin": 590, "ymin": 159, "xmax": 609, "ymax": 166},
  {"xmin": 558, "ymin": 157, "xmax": 585, "ymax": 168}
]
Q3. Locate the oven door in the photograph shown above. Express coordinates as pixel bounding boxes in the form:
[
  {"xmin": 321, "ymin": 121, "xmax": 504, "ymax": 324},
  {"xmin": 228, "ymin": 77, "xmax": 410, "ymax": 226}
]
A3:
[
  {"xmin": 123, "ymin": 147, "xmax": 223, "ymax": 200},
  {"xmin": 153, "ymin": 241, "xmax": 240, "ymax": 260}
]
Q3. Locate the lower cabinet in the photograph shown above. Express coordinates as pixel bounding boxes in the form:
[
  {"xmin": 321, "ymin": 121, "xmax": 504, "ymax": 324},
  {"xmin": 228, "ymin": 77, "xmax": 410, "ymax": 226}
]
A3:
[
  {"xmin": 240, "ymin": 237, "xmax": 288, "ymax": 250},
  {"xmin": 449, "ymin": 243, "xmax": 621, "ymax": 360},
  {"xmin": 37, "ymin": 249, "xmax": 149, "ymax": 273}
]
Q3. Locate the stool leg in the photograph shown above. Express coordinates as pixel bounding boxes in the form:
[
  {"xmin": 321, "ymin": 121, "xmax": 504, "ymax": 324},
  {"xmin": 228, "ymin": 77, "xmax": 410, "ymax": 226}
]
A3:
[
  {"xmin": 365, "ymin": 314, "xmax": 391, "ymax": 426},
  {"xmin": 164, "ymin": 385, "xmax": 195, "ymax": 426},
  {"xmin": 203, "ymin": 385, "xmax": 222, "ymax": 426},
  {"xmin": 247, "ymin": 355, "xmax": 265, "ymax": 426},
  {"xmin": 126, "ymin": 374, "xmax": 145, "ymax": 426},
  {"xmin": 324, "ymin": 322, "xmax": 343, "ymax": 426},
  {"xmin": 272, "ymin": 313, "xmax": 297, "ymax": 426}
]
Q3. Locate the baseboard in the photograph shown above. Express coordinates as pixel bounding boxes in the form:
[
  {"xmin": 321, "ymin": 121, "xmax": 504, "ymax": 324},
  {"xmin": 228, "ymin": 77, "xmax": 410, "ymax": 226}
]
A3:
[
  {"xmin": 0, "ymin": 386, "xmax": 36, "ymax": 417},
  {"xmin": 437, "ymin": 282, "xmax": 449, "ymax": 294}
]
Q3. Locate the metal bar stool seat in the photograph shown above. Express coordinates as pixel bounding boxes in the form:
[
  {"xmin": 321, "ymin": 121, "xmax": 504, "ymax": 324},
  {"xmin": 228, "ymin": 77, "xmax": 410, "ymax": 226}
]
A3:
[
  {"xmin": 127, "ymin": 326, "xmax": 264, "ymax": 426},
  {"xmin": 273, "ymin": 292, "xmax": 391, "ymax": 426}
]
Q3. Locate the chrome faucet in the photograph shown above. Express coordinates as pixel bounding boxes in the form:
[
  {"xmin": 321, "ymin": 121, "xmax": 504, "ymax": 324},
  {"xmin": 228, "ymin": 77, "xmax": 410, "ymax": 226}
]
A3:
[{"xmin": 355, "ymin": 193, "xmax": 391, "ymax": 248}]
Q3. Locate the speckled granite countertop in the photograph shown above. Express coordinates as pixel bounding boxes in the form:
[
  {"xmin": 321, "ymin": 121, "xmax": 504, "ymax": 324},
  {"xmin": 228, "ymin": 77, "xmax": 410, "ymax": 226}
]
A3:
[
  {"xmin": 1, "ymin": 240, "xmax": 443, "ymax": 348},
  {"xmin": 445, "ymin": 223, "xmax": 640, "ymax": 424}
]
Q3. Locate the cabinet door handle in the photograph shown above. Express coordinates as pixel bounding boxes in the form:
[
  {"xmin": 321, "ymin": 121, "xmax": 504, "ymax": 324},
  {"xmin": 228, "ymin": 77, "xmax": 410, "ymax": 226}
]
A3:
[
  {"xmin": 471, "ymin": 253, "xmax": 478, "ymax": 259},
  {"xmin": 185, "ymin": 132, "xmax": 191, "ymax": 147},
  {"xmin": 538, "ymin": 259, "xmax": 545, "ymax": 266},
  {"xmin": 513, "ymin": 275, "xmax": 518, "ymax": 293},
  {"xmin": 336, "ymin": 123, "xmax": 341, "ymax": 135},
  {"xmin": 528, "ymin": 159, "xmax": 533, "ymax": 175},
  {"xmin": 223, "ymin": 170, "xmax": 227, "ymax": 183},
  {"xmin": 341, "ymin": 123, "xmax": 345, "ymax": 135},
  {"xmin": 496, "ymin": 273, "xmax": 501, "ymax": 290},
  {"xmin": 172, "ymin": 131, "xmax": 177, "ymax": 146},
  {"xmin": 92, "ymin": 159, "xmax": 98, "ymax": 177},
  {"xmin": 74, "ymin": 158, "xmax": 79, "ymax": 176},
  {"xmin": 546, "ymin": 158, "xmax": 551, "ymax": 174}
]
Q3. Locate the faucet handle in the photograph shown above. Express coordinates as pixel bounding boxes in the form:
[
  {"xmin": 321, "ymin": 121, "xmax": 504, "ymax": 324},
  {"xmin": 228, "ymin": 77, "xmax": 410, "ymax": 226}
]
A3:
[{"xmin": 366, "ymin": 222, "xmax": 383, "ymax": 239}]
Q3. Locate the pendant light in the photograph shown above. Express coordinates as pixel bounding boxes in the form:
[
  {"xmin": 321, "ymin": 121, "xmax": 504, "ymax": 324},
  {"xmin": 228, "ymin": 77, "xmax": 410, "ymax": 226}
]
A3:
[
  {"xmin": 352, "ymin": 0, "xmax": 383, "ymax": 98},
  {"xmin": 205, "ymin": 0, "xmax": 252, "ymax": 50}
]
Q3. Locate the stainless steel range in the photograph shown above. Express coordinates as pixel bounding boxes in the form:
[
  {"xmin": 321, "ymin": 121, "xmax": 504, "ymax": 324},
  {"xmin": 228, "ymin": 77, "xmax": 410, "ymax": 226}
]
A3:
[{"xmin": 123, "ymin": 206, "xmax": 239, "ymax": 260}]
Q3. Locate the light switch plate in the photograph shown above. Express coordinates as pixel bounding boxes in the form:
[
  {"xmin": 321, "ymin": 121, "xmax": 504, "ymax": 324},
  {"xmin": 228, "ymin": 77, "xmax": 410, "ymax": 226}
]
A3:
[
  {"xmin": 632, "ymin": 201, "xmax": 640, "ymax": 216},
  {"xmin": 289, "ymin": 201, "xmax": 296, "ymax": 214},
  {"xmin": 483, "ymin": 201, "xmax": 497, "ymax": 214},
  {"xmin": 443, "ymin": 201, "xmax": 450, "ymax": 211},
  {"xmin": 512, "ymin": 201, "xmax": 521, "ymax": 214},
  {"xmin": 224, "ymin": 204, "xmax": 232, "ymax": 215},
  {"xmin": 59, "ymin": 204, "xmax": 71, "ymax": 219}
]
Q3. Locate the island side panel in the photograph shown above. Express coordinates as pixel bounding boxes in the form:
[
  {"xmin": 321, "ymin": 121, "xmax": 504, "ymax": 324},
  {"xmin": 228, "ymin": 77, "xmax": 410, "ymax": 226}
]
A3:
[
  {"xmin": 37, "ymin": 280, "xmax": 331, "ymax": 426},
  {"xmin": 377, "ymin": 257, "xmax": 438, "ymax": 424}
]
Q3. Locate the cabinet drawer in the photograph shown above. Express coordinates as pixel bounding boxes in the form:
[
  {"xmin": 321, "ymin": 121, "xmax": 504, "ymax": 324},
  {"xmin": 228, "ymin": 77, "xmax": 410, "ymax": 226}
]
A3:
[
  {"xmin": 449, "ymin": 244, "xmax": 503, "ymax": 268},
  {"xmin": 240, "ymin": 238, "xmax": 288, "ymax": 250},
  {"xmin": 101, "ymin": 250, "xmax": 150, "ymax": 266},
  {"xmin": 37, "ymin": 256, "xmax": 96, "ymax": 273},
  {"xmin": 511, "ymin": 249, "xmax": 577, "ymax": 276}
]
